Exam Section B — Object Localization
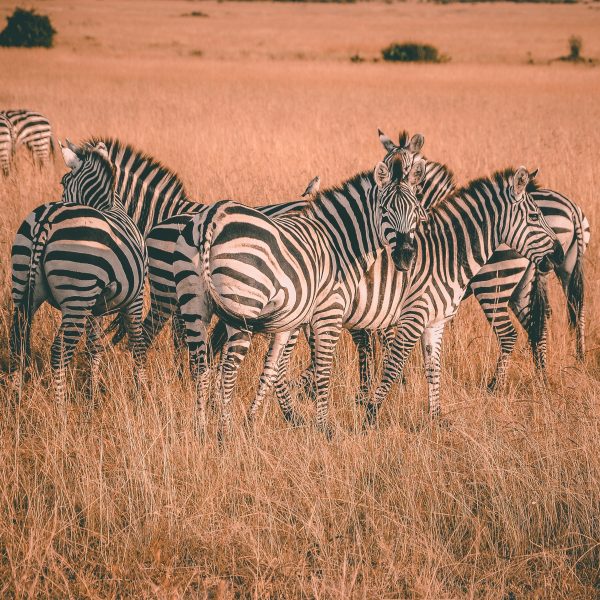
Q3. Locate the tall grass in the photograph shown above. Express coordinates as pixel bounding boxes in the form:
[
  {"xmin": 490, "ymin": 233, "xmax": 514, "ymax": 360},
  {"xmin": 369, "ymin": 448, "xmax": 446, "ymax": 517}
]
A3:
[{"xmin": 0, "ymin": 1, "xmax": 599, "ymax": 596}]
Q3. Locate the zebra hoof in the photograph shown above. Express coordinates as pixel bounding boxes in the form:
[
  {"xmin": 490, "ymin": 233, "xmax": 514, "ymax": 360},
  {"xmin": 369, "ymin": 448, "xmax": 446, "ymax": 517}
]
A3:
[
  {"xmin": 363, "ymin": 403, "xmax": 380, "ymax": 430},
  {"xmin": 284, "ymin": 411, "xmax": 305, "ymax": 428},
  {"xmin": 354, "ymin": 392, "xmax": 369, "ymax": 406},
  {"xmin": 317, "ymin": 422, "xmax": 334, "ymax": 441},
  {"xmin": 486, "ymin": 379, "xmax": 497, "ymax": 393}
]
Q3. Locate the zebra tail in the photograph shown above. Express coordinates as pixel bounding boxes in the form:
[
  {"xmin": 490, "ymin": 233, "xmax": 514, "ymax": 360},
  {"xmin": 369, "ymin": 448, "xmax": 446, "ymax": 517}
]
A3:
[
  {"xmin": 528, "ymin": 271, "xmax": 550, "ymax": 349},
  {"xmin": 25, "ymin": 218, "xmax": 50, "ymax": 319},
  {"xmin": 200, "ymin": 207, "xmax": 246, "ymax": 324},
  {"xmin": 565, "ymin": 211, "xmax": 586, "ymax": 332},
  {"xmin": 105, "ymin": 314, "xmax": 128, "ymax": 345},
  {"xmin": 49, "ymin": 135, "xmax": 56, "ymax": 156}
]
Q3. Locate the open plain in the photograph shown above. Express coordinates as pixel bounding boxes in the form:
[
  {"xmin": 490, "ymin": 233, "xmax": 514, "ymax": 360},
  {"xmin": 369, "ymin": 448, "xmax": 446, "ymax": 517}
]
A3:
[{"xmin": 1, "ymin": 1, "xmax": 599, "ymax": 597}]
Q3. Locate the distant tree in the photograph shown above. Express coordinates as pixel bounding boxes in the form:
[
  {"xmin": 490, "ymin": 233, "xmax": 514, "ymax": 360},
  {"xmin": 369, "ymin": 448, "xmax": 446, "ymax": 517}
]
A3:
[
  {"xmin": 568, "ymin": 35, "xmax": 582, "ymax": 60},
  {"xmin": 382, "ymin": 43, "xmax": 446, "ymax": 63},
  {"xmin": 0, "ymin": 7, "xmax": 56, "ymax": 48}
]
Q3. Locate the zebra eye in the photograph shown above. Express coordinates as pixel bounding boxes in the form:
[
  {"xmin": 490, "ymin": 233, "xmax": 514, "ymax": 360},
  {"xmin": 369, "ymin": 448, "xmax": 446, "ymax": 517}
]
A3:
[{"xmin": 529, "ymin": 212, "xmax": 540, "ymax": 222}]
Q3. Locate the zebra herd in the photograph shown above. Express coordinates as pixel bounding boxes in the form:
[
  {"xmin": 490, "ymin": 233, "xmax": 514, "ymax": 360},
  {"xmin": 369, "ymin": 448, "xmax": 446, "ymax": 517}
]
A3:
[{"xmin": 6, "ymin": 111, "xmax": 590, "ymax": 439}]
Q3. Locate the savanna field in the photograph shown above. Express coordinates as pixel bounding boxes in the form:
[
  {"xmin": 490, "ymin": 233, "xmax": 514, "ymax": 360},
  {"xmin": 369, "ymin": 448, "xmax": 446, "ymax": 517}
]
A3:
[{"xmin": 1, "ymin": 1, "xmax": 600, "ymax": 597}]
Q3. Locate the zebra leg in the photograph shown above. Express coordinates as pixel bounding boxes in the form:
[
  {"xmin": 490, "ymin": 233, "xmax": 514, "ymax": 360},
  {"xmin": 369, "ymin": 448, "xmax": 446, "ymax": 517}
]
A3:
[
  {"xmin": 218, "ymin": 329, "xmax": 252, "ymax": 439},
  {"xmin": 51, "ymin": 312, "xmax": 89, "ymax": 408},
  {"xmin": 312, "ymin": 319, "xmax": 343, "ymax": 439},
  {"xmin": 122, "ymin": 298, "xmax": 149, "ymax": 397},
  {"xmin": 84, "ymin": 316, "xmax": 105, "ymax": 406},
  {"xmin": 271, "ymin": 329, "xmax": 305, "ymax": 426},
  {"xmin": 247, "ymin": 330, "xmax": 293, "ymax": 425},
  {"xmin": 365, "ymin": 322, "xmax": 423, "ymax": 427},
  {"xmin": 290, "ymin": 323, "xmax": 317, "ymax": 400},
  {"xmin": 171, "ymin": 309, "xmax": 188, "ymax": 379},
  {"xmin": 473, "ymin": 294, "xmax": 518, "ymax": 392},
  {"xmin": 9, "ymin": 305, "xmax": 32, "ymax": 374},
  {"xmin": 350, "ymin": 329, "xmax": 374, "ymax": 406},
  {"xmin": 420, "ymin": 322, "xmax": 446, "ymax": 418}
]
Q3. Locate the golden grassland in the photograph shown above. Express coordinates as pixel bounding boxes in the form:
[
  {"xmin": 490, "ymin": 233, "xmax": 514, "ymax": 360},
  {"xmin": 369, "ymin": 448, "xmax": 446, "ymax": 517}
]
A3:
[{"xmin": 1, "ymin": 1, "xmax": 600, "ymax": 597}]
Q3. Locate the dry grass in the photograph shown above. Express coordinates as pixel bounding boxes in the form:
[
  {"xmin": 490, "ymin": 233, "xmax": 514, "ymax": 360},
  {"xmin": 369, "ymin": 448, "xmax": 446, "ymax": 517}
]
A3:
[{"xmin": 1, "ymin": 1, "xmax": 599, "ymax": 597}]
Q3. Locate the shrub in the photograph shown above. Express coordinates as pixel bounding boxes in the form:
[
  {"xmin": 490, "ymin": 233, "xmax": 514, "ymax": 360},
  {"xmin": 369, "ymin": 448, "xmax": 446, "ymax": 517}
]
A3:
[
  {"xmin": 0, "ymin": 7, "xmax": 56, "ymax": 48},
  {"xmin": 568, "ymin": 35, "xmax": 582, "ymax": 60},
  {"xmin": 382, "ymin": 43, "xmax": 446, "ymax": 63},
  {"xmin": 182, "ymin": 11, "xmax": 209, "ymax": 17}
]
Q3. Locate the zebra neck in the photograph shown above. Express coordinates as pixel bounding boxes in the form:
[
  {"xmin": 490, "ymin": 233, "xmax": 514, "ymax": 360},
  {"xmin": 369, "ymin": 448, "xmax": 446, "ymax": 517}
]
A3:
[
  {"xmin": 426, "ymin": 192, "xmax": 501, "ymax": 284},
  {"xmin": 310, "ymin": 183, "xmax": 381, "ymax": 284},
  {"xmin": 420, "ymin": 161, "xmax": 457, "ymax": 210}
]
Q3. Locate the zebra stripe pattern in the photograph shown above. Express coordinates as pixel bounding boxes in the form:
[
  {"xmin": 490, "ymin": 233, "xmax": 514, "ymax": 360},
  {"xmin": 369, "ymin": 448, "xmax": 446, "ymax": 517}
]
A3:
[
  {"xmin": 1, "ymin": 109, "xmax": 53, "ymax": 166},
  {"xmin": 174, "ymin": 151, "xmax": 426, "ymax": 438},
  {"xmin": 362, "ymin": 167, "xmax": 563, "ymax": 424},
  {"xmin": 10, "ymin": 142, "xmax": 147, "ymax": 406},
  {"xmin": 0, "ymin": 113, "xmax": 14, "ymax": 176}
]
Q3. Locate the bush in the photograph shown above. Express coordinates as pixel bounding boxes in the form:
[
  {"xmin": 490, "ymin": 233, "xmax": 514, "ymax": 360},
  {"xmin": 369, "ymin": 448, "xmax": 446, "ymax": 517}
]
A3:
[
  {"xmin": 382, "ymin": 43, "xmax": 446, "ymax": 63},
  {"xmin": 0, "ymin": 7, "xmax": 56, "ymax": 48},
  {"xmin": 568, "ymin": 35, "xmax": 582, "ymax": 60}
]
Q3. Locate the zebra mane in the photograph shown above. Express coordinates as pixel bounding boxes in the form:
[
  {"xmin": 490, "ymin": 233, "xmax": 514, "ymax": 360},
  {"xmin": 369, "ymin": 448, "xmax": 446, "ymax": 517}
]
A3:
[
  {"xmin": 302, "ymin": 169, "xmax": 374, "ymax": 217},
  {"xmin": 84, "ymin": 136, "xmax": 190, "ymax": 201},
  {"xmin": 453, "ymin": 167, "xmax": 540, "ymax": 202}
]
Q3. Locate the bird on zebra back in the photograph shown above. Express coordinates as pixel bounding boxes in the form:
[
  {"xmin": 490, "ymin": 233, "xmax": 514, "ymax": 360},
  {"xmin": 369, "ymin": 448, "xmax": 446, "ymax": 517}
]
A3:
[
  {"xmin": 173, "ymin": 149, "xmax": 427, "ymax": 440},
  {"xmin": 0, "ymin": 113, "xmax": 15, "ymax": 176},
  {"xmin": 9, "ymin": 140, "xmax": 148, "ymax": 409},
  {"xmin": 356, "ymin": 167, "xmax": 564, "ymax": 426},
  {"xmin": 0, "ymin": 109, "xmax": 54, "ymax": 167}
]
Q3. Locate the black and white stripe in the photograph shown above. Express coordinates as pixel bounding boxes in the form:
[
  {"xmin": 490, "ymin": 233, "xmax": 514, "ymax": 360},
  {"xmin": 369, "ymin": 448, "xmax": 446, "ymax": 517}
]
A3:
[
  {"xmin": 10, "ymin": 142, "xmax": 147, "ymax": 406},
  {"xmin": 173, "ymin": 149, "xmax": 426, "ymax": 437},
  {"xmin": 1, "ymin": 109, "xmax": 53, "ymax": 166},
  {"xmin": 358, "ymin": 167, "xmax": 563, "ymax": 424},
  {"xmin": 0, "ymin": 113, "xmax": 14, "ymax": 176}
]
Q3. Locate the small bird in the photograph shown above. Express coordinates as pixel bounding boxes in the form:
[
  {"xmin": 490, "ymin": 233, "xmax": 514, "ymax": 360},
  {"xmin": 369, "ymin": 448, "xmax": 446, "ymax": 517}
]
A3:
[{"xmin": 301, "ymin": 175, "xmax": 320, "ymax": 198}]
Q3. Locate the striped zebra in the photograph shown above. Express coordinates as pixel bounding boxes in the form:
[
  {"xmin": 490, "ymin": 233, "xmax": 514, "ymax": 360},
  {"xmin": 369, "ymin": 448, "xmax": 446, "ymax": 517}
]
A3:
[
  {"xmin": 10, "ymin": 142, "xmax": 147, "ymax": 405},
  {"xmin": 353, "ymin": 167, "xmax": 565, "ymax": 425},
  {"xmin": 1, "ymin": 110, "xmax": 54, "ymax": 166},
  {"xmin": 0, "ymin": 113, "xmax": 14, "ymax": 175},
  {"xmin": 174, "ymin": 152, "xmax": 427, "ymax": 438}
]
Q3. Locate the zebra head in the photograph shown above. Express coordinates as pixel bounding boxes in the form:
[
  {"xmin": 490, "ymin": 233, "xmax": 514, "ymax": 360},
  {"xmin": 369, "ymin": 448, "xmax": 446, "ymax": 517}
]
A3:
[
  {"xmin": 60, "ymin": 139, "xmax": 116, "ymax": 210},
  {"xmin": 378, "ymin": 129, "xmax": 425, "ymax": 177},
  {"xmin": 374, "ymin": 155, "xmax": 427, "ymax": 271},
  {"xmin": 501, "ymin": 167, "xmax": 564, "ymax": 273}
]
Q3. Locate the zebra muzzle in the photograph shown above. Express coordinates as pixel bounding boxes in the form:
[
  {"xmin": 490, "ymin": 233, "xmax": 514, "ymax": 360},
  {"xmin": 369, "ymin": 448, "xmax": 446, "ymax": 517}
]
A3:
[
  {"xmin": 391, "ymin": 236, "xmax": 416, "ymax": 271},
  {"xmin": 538, "ymin": 240, "xmax": 564, "ymax": 273}
]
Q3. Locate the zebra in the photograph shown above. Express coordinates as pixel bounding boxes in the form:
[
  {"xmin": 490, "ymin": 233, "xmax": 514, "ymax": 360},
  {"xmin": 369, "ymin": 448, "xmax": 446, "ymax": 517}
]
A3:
[
  {"xmin": 0, "ymin": 113, "xmax": 14, "ymax": 175},
  {"xmin": 173, "ymin": 152, "xmax": 427, "ymax": 438},
  {"xmin": 10, "ymin": 141, "xmax": 147, "ymax": 406},
  {"xmin": 351, "ymin": 167, "xmax": 565, "ymax": 425},
  {"xmin": 1, "ymin": 109, "xmax": 54, "ymax": 166}
]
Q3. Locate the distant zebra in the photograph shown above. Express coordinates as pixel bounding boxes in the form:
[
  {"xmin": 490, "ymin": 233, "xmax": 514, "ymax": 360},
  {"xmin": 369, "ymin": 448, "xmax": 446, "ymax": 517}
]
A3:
[
  {"xmin": 356, "ymin": 167, "xmax": 564, "ymax": 425},
  {"xmin": 10, "ymin": 142, "xmax": 147, "ymax": 405},
  {"xmin": 0, "ymin": 113, "xmax": 14, "ymax": 175},
  {"xmin": 1, "ymin": 110, "xmax": 54, "ymax": 166},
  {"xmin": 174, "ymin": 152, "xmax": 426, "ymax": 437}
]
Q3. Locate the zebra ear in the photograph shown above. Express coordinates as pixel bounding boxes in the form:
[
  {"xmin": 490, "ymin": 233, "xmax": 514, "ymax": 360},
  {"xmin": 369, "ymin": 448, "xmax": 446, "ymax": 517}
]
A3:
[
  {"xmin": 529, "ymin": 168, "xmax": 539, "ymax": 180},
  {"xmin": 374, "ymin": 161, "xmax": 391, "ymax": 188},
  {"xmin": 512, "ymin": 166, "xmax": 529, "ymax": 201},
  {"xmin": 408, "ymin": 133, "xmax": 425, "ymax": 155},
  {"xmin": 59, "ymin": 140, "xmax": 82, "ymax": 170},
  {"xmin": 378, "ymin": 129, "xmax": 396, "ymax": 153},
  {"xmin": 94, "ymin": 142, "xmax": 109, "ymax": 161},
  {"xmin": 408, "ymin": 159, "xmax": 426, "ymax": 187}
]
